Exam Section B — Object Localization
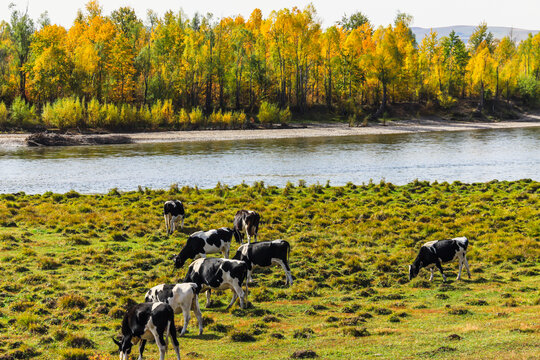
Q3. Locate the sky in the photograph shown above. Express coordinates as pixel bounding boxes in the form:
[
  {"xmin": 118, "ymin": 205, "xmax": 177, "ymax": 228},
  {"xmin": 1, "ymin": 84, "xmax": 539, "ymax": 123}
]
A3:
[{"xmin": 1, "ymin": 0, "xmax": 539, "ymax": 30}]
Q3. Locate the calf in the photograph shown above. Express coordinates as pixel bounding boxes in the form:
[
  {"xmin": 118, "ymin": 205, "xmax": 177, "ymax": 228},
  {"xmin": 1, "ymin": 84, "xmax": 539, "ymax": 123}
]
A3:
[
  {"xmin": 164, "ymin": 200, "xmax": 185, "ymax": 235},
  {"xmin": 172, "ymin": 227, "xmax": 234, "ymax": 269},
  {"xmin": 232, "ymin": 240, "xmax": 293, "ymax": 292},
  {"xmin": 233, "ymin": 210, "xmax": 260, "ymax": 244},
  {"xmin": 409, "ymin": 237, "xmax": 471, "ymax": 282},
  {"xmin": 113, "ymin": 302, "xmax": 180, "ymax": 360},
  {"xmin": 145, "ymin": 283, "xmax": 203, "ymax": 336},
  {"xmin": 181, "ymin": 257, "xmax": 248, "ymax": 309}
]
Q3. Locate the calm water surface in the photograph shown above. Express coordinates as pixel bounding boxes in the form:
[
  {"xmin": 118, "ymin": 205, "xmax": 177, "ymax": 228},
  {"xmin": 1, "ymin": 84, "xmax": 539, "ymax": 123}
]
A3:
[{"xmin": 0, "ymin": 127, "xmax": 539, "ymax": 194}]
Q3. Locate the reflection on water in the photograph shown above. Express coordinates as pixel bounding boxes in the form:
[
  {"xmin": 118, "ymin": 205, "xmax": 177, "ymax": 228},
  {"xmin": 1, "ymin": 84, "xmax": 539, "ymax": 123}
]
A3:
[{"xmin": 0, "ymin": 127, "xmax": 539, "ymax": 194}]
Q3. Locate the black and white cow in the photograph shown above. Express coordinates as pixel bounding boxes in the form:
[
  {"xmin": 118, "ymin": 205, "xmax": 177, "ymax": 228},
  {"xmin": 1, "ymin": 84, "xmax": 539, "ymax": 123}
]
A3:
[
  {"xmin": 145, "ymin": 283, "xmax": 203, "ymax": 336},
  {"xmin": 232, "ymin": 240, "xmax": 293, "ymax": 293},
  {"xmin": 172, "ymin": 227, "xmax": 234, "ymax": 269},
  {"xmin": 164, "ymin": 200, "xmax": 185, "ymax": 235},
  {"xmin": 409, "ymin": 237, "xmax": 471, "ymax": 282},
  {"xmin": 113, "ymin": 302, "xmax": 180, "ymax": 360},
  {"xmin": 181, "ymin": 257, "xmax": 248, "ymax": 309},
  {"xmin": 233, "ymin": 210, "xmax": 260, "ymax": 244}
]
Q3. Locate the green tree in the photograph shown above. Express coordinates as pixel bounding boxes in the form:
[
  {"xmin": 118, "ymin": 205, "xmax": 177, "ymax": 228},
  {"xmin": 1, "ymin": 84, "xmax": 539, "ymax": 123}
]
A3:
[
  {"xmin": 8, "ymin": 3, "xmax": 35, "ymax": 100},
  {"xmin": 338, "ymin": 12, "xmax": 369, "ymax": 31}
]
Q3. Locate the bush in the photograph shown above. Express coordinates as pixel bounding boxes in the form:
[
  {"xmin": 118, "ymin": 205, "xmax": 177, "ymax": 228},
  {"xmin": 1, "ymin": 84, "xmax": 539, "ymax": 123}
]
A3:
[
  {"xmin": 86, "ymin": 98, "xmax": 103, "ymax": 128},
  {"xmin": 65, "ymin": 335, "xmax": 95, "ymax": 349},
  {"xmin": 59, "ymin": 294, "xmax": 87, "ymax": 310},
  {"xmin": 138, "ymin": 105, "xmax": 152, "ymax": 128},
  {"xmin": 102, "ymin": 103, "xmax": 120, "ymax": 129},
  {"xmin": 10, "ymin": 97, "xmax": 38, "ymax": 128},
  {"xmin": 258, "ymin": 101, "xmax": 281, "ymax": 124},
  {"xmin": 189, "ymin": 107, "xmax": 204, "ymax": 128},
  {"xmin": 178, "ymin": 108, "xmax": 190, "ymax": 128},
  {"xmin": 0, "ymin": 101, "xmax": 8, "ymax": 127},
  {"xmin": 230, "ymin": 331, "xmax": 256, "ymax": 342},
  {"xmin": 42, "ymin": 97, "xmax": 85, "ymax": 129},
  {"xmin": 119, "ymin": 104, "xmax": 137, "ymax": 129}
]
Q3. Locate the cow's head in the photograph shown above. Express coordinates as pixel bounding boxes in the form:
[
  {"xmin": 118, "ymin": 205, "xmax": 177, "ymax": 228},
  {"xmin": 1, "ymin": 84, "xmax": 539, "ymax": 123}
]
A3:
[
  {"xmin": 172, "ymin": 254, "xmax": 185, "ymax": 269},
  {"xmin": 408, "ymin": 263, "xmax": 421, "ymax": 280},
  {"xmin": 112, "ymin": 336, "xmax": 132, "ymax": 360}
]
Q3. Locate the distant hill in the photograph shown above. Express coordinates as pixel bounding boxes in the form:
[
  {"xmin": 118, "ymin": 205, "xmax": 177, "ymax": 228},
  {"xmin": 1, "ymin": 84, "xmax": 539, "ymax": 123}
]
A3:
[{"xmin": 411, "ymin": 26, "xmax": 539, "ymax": 44}]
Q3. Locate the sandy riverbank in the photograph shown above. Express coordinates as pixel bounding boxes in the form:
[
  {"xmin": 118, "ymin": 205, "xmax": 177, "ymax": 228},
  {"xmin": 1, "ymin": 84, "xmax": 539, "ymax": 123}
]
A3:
[{"xmin": 1, "ymin": 114, "xmax": 539, "ymax": 147}]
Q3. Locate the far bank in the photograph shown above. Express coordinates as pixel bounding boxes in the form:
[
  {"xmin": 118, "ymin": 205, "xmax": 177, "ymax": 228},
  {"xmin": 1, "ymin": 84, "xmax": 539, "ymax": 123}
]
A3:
[{"xmin": 1, "ymin": 114, "xmax": 540, "ymax": 148}]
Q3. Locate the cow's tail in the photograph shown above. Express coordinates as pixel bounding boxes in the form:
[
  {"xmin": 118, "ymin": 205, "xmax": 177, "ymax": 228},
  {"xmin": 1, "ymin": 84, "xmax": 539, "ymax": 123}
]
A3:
[{"xmin": 286, "ymin": 241, "xmax": 291, "ymax": 269}]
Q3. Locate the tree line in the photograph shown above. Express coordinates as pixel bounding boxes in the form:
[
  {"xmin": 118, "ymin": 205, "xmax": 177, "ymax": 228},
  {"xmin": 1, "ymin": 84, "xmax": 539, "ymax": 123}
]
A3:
[{"xmin": 0, "ymin": 1, "xmax": 539, "ymax": 130}]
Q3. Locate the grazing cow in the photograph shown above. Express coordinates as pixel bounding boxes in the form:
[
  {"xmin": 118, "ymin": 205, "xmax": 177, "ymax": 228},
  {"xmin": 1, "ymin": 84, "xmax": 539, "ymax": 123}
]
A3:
[
  {"xmin": 409, "ymin": 237, "xmax": 471, "ymax": 282},
  {"xmin": 172, "ymin": 227, "xmax": 234, "ymax": 269},
  {"xmin": 164, "ymin": 200, "xmax": 185, "ymax": 235},
  {"xmin": 233, "ymin": 210, "xmax": 260, "ymax": 244},
  {"xmin": 232, "ymin": 240, "xmax": 293, "ymax": 294},
  {"xmin": 113, "ymin": 302, "xmax": 180, "ymax": 360},
  {"xmin": 145, "ymin": 283, "xmax": 203, "ymax": 336},
  {"xmin": 181, "ymin": 257, "xmax": 248, "ymax": 309}
]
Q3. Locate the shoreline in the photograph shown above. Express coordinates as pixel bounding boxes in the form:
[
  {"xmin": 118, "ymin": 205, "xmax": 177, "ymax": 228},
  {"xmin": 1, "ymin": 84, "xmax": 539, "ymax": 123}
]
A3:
[{"xmin": 1, "ymin": 114, "xmax": 539, "ymax": 147}]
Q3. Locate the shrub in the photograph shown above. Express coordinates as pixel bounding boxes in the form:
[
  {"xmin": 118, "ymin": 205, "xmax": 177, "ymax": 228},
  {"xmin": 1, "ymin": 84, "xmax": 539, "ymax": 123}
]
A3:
[
  {"xmin": 258, "ymin": 101, "xmax": 281, "ymax": 124},
  {"xmin": 230, "ymin": 331, "xmax": 256, "ymax": 342},
  {"xmin": 293, "ymin": 328, "xmax": 315, "ymax": 339},
  {"xmin": 0, "ymin": 101, "xmax": 8, "ymax": 127},
  {"xmin": 178, "ymin": 108, "xmax": 190, "ymax": 128},
  {"xmin": 42, "ymin": 97, "xmax": 85, "ymax": 129},
  {"xmin": 138, "ymin": 105, "xmax": 152, "ymax": 128},
  {"xmin": 59, "ymin": 294, "xmax": 87, "ymax": 310},
  {"xmin": 86, "ymin": 98, "xmax": 104, "ymax": 128},
  {"xmin": 65, "ymin": 335, "xmax": 95, "ymax": 349},
  {"xmin": 343, "ymin": 327, "xmax": 370, "ymax": 337},
  {"xmin": 119, "ymin": 104, "xmax": 137, "ymax": 129},
  {"xmin": 189, "ymin": 107, "xmax": 204, "ymax": 128},
  {"xmin": 102, "ymin": 103, "xmax": 120, "ymax": 129},
  {"xmin": 10, "ymin": 97, "xmax": 38, "ymax": 128}
]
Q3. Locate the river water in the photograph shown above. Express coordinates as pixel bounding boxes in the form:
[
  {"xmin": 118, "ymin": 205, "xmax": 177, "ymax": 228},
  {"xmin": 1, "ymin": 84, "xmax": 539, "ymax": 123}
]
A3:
[{"xmin": 0, "ymin": 127, "xmax": 539, "ymax": 194}]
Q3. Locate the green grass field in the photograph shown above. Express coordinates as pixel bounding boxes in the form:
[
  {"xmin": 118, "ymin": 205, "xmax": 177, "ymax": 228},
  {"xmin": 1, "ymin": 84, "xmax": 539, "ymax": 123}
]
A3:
[{"xmin": 0, "ymin": 180, "xmax": 538, "ymax": 360}]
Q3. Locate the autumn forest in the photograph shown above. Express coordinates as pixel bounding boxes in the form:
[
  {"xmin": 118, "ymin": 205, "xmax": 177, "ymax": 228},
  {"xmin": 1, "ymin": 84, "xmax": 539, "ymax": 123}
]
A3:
[{"xmin": 0, "ymin": 1, "xmax": 539, "ymax": 130}]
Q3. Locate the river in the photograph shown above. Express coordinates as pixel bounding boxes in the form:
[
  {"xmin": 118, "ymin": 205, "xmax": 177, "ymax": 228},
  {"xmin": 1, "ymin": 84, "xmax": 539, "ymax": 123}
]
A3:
[{"xmin": 0, "ymin": 127, "xmax": 539, "ymax": 194}]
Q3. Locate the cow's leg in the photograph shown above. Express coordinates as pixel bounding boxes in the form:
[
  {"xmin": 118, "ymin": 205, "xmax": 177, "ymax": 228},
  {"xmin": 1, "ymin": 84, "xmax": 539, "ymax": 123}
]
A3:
[
  {"xmin": 180, "ymin": 215, "xmax": 184, "ymax": 230},
  {"xmin": 457, "ymin": 257, "xmax": 463, "ymax": 280},
  {"xmin": 429, "ymin": 268, "xmax": 434, "ymax": 281},
  {"xmin": 229, "ymin": 282, "xmax": 245, "ymax": 309},
  {"xmin": 226, "ymin": 291, "xmax": 238, "ymax": 310},
  {"xmin": 164, "ymin": 214, "xmax": 170, "ymax": 234},
  {"xmin": 138, "ymin": 339, "xmax": 147, "ymax": 360},
  {"xmin": 152, "ymin": 330, "xmax": 167, "ymax": 360},
  {"xmin": 435, "ymin": 260, "xmax": 447, "ymax": 282},
  {"xmin": 275, "ymin": 259, "xmax": 293, "ymax": 286},
  {"xmin": 168, "ymin": 319, "xmax": 181, "ymax": 360},
  {"xmin": 180, "ymin": 305, "xmax": 190, "ymax": 336},
  {"xmin": 205, "ymin": 290, "xmax": 212, "ymax": 307},
  {"xmin": 464, "ymin": 255, "xmax": 471, "ymax": 278},
  {"xmin": 192, "ymin": 294, "xmax": 204, "ymax": 335},
  {"xmin": 171, "ymin": 216, "xmax": 178, "ymax": 234}
]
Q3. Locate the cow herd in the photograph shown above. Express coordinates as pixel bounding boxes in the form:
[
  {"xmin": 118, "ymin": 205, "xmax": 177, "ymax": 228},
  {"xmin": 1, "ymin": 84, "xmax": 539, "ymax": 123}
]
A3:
[
  {"xmin": 114, "ymin": 204, "xmax": 294, "ymax": 360},
  {"xmin": 114, "ymin": 200, "xmax": 471, "ymax": 360}
]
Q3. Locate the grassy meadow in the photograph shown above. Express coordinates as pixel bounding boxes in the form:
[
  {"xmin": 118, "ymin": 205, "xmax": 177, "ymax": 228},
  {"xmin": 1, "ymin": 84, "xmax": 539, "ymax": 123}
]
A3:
[{"xmin": 0, "ymin": 180, "xmax": 538, "ymax": 360}]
